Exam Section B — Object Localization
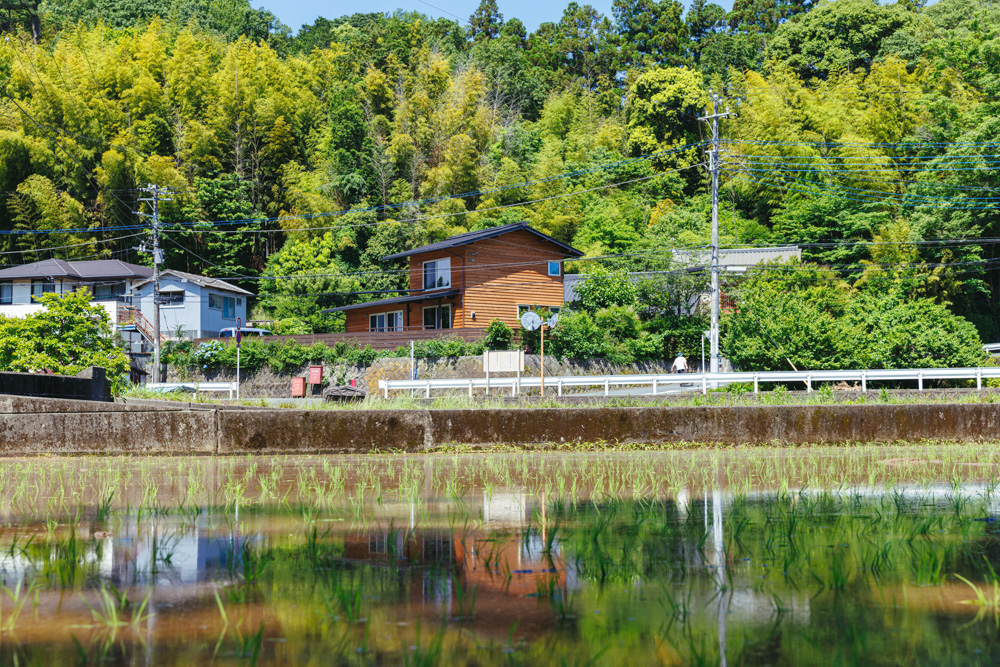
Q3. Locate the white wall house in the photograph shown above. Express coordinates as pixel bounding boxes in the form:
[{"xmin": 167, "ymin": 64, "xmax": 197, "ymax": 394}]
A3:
[
  {"xmin": 0, "ymin": 259, "xmax": 252, "ymax": 343},
  {"xmin": 0, "ymin": 259, "xmax": 152, "ymax": 326}
]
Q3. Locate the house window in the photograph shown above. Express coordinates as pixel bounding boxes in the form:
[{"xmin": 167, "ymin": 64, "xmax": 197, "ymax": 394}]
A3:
[
  {"xmin": 222, "ymin": 296, "xmax": 236, "ymax": 319},
  {"xmin": 160, "ymin": 291, "xmax": 184, "ymax": 306},
  {"xmin": 517, "ymin": 304, "xmax": 561, "ymax": 317},
  {"xmin": 423, "ymin": 305, "xmax": 451, "ymax": 330},
  {"xmin": 370, "ymin": 311, "xmax": 404, "ymax": 332},
  {"xmin": 0, "ymin": 282, "xmax": 11, "ymax": 305},
  {"xmin": 422, "ymin": 258, "xmax": 451, "ymax": 290},
  {"xmin": 93, "ymin": 283, "xmax": 124, "ymax": 301},
  {"xmin": 548, "ymin": 261, "xmax": 561, "ymax": 276},
  {"xmin": 209, "ymin": 294, "xmax": 222, "ymax": 310},
  {"xmin": 31, "ymin": 280, "xmax": 54, "ymax": 301}
]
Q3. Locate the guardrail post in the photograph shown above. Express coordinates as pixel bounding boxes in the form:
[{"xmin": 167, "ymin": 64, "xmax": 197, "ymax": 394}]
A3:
[
  {"xmin": 861, "ymin": 373, "xmax": 866, "ymax": 393},
  {"xmin": 702, "ymin": 375, "xmax": 707, "ymax": 395},
  {"xmin": 425, "ymin": 381, "xmax": 431, "ymax": 399},
  {"xmin": 918, "ymin": 373, "xmax": 923, "ymax": 391},
  {"xmin": 510, "ymin": 380, "xmax": 515, "ymax": 397},
  {"xmin": 604, "ymin": 377, "xmax": 609, "ymax": 396},
  {"xmin": 652, "ymin": 377, "xmax": 657, "ymax": 395},
  {"xmin": 978, "ymin": 369, "xmax": 982, "ymax": 391},
  {"xmin": 558, "ymin": 380, "xmax": 563, "ymax": 397},
  {"xmin": 754, "ymin": 375, "xmax": 759, "ymax": 394},
  {"xmin": 806, "ymin": 375, "xmax": 812, "ymax": 393},
  {"xmin": 469, "ymin": 380, "xmax": 473, "ymax": 398},
  {"xmin": 384, "ymin": 383, "xmax": 389, "ymax": 399}
]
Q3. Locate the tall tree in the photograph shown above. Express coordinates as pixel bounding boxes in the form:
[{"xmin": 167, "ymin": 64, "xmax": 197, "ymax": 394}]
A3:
[
  {"xmin": 468, "ymin": 0, "xmax": 503, "ymax": 42},
  {"xmin": 611, "ymin": 0, "xmax": 690, "ymax": 71}
]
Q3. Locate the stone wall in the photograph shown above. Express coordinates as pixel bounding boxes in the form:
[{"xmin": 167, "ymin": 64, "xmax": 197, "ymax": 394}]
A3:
[{"xmin": 167, "ymin": 356, "xmax": 680, "ymax": 398}]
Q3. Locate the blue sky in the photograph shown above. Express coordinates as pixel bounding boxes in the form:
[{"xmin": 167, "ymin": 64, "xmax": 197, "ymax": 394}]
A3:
[{"xmin": 254, "ymin": 0, "xmax": 723, "ymax": 34}]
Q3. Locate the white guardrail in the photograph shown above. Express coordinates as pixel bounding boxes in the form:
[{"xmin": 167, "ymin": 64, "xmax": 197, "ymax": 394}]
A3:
[
  {"xmin": 145, "ymin": 381, "xmax": 239, "ymax": 399},
  {"xmin": 378, "ymin": 367, "xmax": 1000, "ymax": 398}
]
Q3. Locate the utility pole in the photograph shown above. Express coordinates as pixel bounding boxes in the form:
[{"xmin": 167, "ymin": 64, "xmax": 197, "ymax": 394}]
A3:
[
  {"xmin": 699, "ymin": 89, "xmax": 735, "ymax": 381},
  {"xmin": 137, "ymin": 184, "xmax": 173, "ymax": 383}
]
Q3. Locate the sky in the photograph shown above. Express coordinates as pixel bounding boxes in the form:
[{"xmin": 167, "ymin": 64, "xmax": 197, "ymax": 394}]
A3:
[{"xmin": 253, "ymin": 0, "xmax": 638, "ymax": 34}]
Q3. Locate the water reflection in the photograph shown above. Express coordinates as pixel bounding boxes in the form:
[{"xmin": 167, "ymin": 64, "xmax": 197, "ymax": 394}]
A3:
[{"xmin": 0, "ymin": 450, "xmax": 996, "ymax": 664}]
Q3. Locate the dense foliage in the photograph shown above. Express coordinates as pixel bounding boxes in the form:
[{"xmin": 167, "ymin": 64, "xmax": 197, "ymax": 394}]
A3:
[
  {"xmin": 0, "ymin": 291, "xmax": 131, "ymax": 391},
  {"xmin": 0, "ymin": 0, "xmax": 995, "ymax": 368},
  {"xmin": 166, "ymin": 337, "xmax": 487, "ymax": 373}
]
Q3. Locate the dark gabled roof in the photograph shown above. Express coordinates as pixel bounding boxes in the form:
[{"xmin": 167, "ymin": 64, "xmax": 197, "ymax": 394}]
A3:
[
  {"xmin": 382, "ymin": 221, "xmax": 583, "ymax": 261},
  {"xmin": 321, "ymin": 290, "xmax": 460, "ymax": 313},
  {"xmin": 0, "ymin": 258, "xmax": 153, "ymax": 281},
  {"xmin": 132, "ymin": 269, "xmax": 254, "ymax": 296}
]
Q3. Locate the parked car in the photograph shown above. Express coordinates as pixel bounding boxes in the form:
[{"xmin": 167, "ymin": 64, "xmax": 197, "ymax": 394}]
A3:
[{"xmin": 219, "ymin": 327, "xmax": 272, "ymax": 338}]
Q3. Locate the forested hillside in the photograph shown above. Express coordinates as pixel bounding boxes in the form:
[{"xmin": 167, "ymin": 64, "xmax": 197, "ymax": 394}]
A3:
[{"xmin": 0, "ymin": 0, "xmax": 998, "ymax": 361}]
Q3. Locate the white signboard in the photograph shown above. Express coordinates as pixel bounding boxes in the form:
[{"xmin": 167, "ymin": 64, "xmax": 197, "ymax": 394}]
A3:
[{"xmin": 483, "ymin": 350, "xmax": 524, "ymax": 373}]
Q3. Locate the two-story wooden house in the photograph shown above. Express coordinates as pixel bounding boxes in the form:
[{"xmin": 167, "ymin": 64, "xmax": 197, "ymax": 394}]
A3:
[{"xmin": 328, "ymin": 221, "xmax": 582, "ymax": 334}]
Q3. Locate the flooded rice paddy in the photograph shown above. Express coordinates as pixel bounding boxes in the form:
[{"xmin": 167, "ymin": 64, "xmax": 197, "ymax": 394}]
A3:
[{"xmin": 3, "ymin": 446, "xmax": 1000, "ymax": 665}]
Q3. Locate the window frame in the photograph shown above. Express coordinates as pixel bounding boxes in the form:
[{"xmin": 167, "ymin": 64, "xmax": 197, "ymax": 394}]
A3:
[
  {"xmin": 369, "ymin": 310, "xmax": 404, "ymax": 332},
  {"xmin": 222, "ymin": 295, "xmax": 236, "ymax": 319},
  {"xmin": 517, "ymin": 304, "xmax": 561, "ymax": 318},
  {"xmin": 31, "ymin": 280, "xmax": 54, "ymax": 301},
  {"xmin": 422, "ymin": 306, "xmax": 438, "ymax": 330},
  {"xmin": 548, "ymin": 261, "xmax": 561, "ymax": 277},
  {"xmin": 0, "ymin": 281, "xmax": 11, "ymax": 305},
  {"xmin": 422, "ymin": 305, "xmax": 452, "ymax": 330},
  {"xmin": 160, "ymin": 291, "xmax": 185, "ymax": 307},
  {"xmin": 208, "ymin": 293, "xmax": 222, "ymax": 310},
  {"xmin": 422, "ymin": 258, "xmax": 452, "ymax": 291}
]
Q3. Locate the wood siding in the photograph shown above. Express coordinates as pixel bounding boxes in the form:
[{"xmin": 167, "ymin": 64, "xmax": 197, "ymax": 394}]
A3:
[
  {"xmin": 344, "ymin": 296, "xmax": 460, "ymax": 334},
  {"xmin": 460, "ymin": 229, "xmax": 566, "ymax": 329},
  {"xmin": 343, "ymin": 228, "xmax": 569, "ymax": 334}
]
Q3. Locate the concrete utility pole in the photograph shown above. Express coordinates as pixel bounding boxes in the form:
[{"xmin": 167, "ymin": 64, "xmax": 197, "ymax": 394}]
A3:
[
  {"xmin": 137, "ymin": 184, "xmax": 173, "ymax": 383},
  {"xmin": 699, "ymin": 90, "xmax": 735, "ymax": 379}
]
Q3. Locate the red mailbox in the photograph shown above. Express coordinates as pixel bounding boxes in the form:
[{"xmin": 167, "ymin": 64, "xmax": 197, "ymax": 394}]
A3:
[
  {"xmin": 291, "ymin": 377, "xmax": 306, "ymax": 397},
  {"xmin": 308, "ymin": 365, "xmax": 323, "ymax": 385}
]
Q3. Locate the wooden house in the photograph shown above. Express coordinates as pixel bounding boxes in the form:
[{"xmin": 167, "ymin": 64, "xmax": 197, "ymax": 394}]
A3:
[{"xmin": 327, "ymin": 221, "xmax": 582, "ymax": 334}]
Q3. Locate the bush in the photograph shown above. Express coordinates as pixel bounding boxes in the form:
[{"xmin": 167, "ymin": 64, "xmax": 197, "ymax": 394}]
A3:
[
  {"xmin": 272, "ymin": 317, "xmax": 312, "ymax": 335},
  {"xmin": 549, "ymin": 307, "xmax": 665, "ymax": 365},
  {"xmin": 171, "ymin": 336, "xmax": 489, "ymax": 374},
  {"xmin": 483, "ymin": 319, "xmax": 513, "ymax": 350},
  {"xmin": 723, "ymin": 265, "xmax": 987, "ymax": 371},
  {"xmin": 572, "ymin": 267, "xmax": 638, "ymax": 313}
]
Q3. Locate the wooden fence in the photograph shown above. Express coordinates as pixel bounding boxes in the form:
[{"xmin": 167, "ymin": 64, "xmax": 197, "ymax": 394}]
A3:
[{"xmin": 193, "ymin": 327, "xmax": 486, "ymax": 351}]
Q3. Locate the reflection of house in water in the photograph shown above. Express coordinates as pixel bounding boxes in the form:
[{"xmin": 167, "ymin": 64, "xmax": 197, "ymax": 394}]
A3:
[{"xmin": 343, "ymin": 490, "xmax": 578, "ymax": 628}]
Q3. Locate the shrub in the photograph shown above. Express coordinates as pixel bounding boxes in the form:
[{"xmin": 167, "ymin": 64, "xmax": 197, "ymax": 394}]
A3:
[{"xmin": 483, "ymin": 319, "xmax": 514, "ymax": 350}]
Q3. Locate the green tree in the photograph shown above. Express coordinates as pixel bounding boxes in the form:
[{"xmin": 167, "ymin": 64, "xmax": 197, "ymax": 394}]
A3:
[
  {"xmin": 468, "ymin": 0, "xmax": 503, "ymax": 42},
  {"xmin": 767, "ymin": 0, "xmax": 913, "ymax": 78},
  {"xmin": 611, "ymin": 0, "xmax": 690, "ymax": 70},
  {"xmin": 0, "ymin": 290, "xmax": 130, "ymax": 392}
]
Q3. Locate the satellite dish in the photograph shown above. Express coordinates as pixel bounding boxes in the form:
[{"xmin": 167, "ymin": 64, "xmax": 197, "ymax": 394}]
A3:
[
  {"xmin": 547, "ymin": 313, "xmax": 559, "ymax": 329},
  {"xmin": 520, "ymin": 310, "xmax": 541, "ymax": 331}
]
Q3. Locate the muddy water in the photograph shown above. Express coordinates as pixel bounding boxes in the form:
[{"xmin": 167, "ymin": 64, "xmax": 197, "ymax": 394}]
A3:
[{"xmin": 1, "ymin": 445, "xmax": 1000, "ymax": 664}]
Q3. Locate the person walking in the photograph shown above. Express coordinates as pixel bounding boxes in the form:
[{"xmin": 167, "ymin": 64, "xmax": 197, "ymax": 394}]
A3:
[{"xmin": 671, "ymin": 353, "xmax": 688, "ymax": 374}]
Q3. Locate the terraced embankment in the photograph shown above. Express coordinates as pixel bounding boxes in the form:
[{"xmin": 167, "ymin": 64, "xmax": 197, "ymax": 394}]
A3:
[{"xmin": 2, "ymin": 394, "xmax": 999, "ymax": 454}]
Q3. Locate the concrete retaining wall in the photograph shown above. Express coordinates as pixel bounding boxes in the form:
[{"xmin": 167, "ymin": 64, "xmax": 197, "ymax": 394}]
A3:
[
  {"xmin": 3, "ymin": 394, "xmax": 1000, "ymax": 454},
  {"xmin": 0, "ymin": 368, "xmax": 111, "ymax": 402}
]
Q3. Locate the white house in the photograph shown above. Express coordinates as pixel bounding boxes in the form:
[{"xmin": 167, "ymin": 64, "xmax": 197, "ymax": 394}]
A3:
[
  {"xmin": 0, "ymin": 259, "xmax": 252, "ymax": 344},
  {"xmin": 0, "ymin": 258, "xmax": 152, "ymax": 324}
]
